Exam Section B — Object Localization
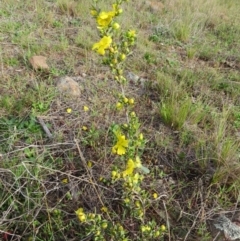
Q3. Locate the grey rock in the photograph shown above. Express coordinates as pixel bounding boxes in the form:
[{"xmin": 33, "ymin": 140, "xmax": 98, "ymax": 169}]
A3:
[{"xmin": 57, "ymin": 76, "xmax": 81, "ymax": 97}]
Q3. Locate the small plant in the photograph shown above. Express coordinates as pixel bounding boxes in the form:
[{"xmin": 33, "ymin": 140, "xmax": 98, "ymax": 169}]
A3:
[{"xmin": 74, "ymin": 0, "xmax": 166, "ymax": 240}]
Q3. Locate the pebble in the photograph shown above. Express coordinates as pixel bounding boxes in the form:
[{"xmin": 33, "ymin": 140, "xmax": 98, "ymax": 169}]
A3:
[{"xmin": 56, "ymin": 76, "xmax": 81, "ymax": 97}]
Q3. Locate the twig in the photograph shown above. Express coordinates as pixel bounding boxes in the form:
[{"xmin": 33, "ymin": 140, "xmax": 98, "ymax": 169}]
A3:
[
  {"xmin": 163, "ymin": 200, "xmax": 171, "ymax": 241},
  {"xmin": 0, "ymin": 230, "xmax": 22, "ymax": 240},
  {"xmin": 184, "ymin": 208, "xmax": 202, "ymax": 241},
  {"xmin": 74, "ymin": 139, "xmax": 111, "ymax": 220},
  {"xmin": 37, "ymin": 116, "xmax": 53, "ymax": 139}
]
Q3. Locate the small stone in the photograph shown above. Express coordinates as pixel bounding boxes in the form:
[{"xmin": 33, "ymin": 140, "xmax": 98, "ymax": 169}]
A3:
[
  {"xmin": 126, "ymin": 71, "xmax": 139, "ymax": 83},
  {"xmin": 29, "ymin": 56, "xmax": 49, "ymax": 71},
  {"xmin": 57, "ymin": 76, "xmax": 81, "ymax": 97}
]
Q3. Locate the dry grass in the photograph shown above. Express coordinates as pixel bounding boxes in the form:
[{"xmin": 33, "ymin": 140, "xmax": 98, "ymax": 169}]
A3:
[{"xmin": 0, "ymin": 0, "xmax": 240, "ymax": 240}]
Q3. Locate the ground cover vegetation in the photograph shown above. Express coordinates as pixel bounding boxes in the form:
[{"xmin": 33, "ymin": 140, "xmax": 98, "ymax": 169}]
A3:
[{"xmin": 0, "ymin": 0, "xmax": 240, "ymax": 240}]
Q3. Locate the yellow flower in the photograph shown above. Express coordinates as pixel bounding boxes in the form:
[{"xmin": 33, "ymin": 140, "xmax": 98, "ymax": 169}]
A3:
[
  {"xmin": 97, "ymin": 11, "xmax": 115, "ymax": 27},
  {"xmin": 101, "ymin": 206, "xmax": 108, "ymax": 213},
  {"xmin": 92, "ymin": 36, "xmax": 112, "ymax": 55},
  {"xmin": 112, "ymin": 131, "xmax": 128, "ymax": 155},
  {"xmin": 75, "ymin": 208, "xmax": 86, "ymax": 222},
  {"xmin": 82, "ymin": 126, "xmax": 88, "ymax": 131},
  {"xmin": 83, "ymin": 106, "xmax": 89, "ymax": 111},
  {"xmin": 61, "ymin": 178, "xmax": 68, "ymax": 184},
  {"xmin": 66, "ymin": 108, "xmax": 72, "ymax": 113},
  {"xmin": 132, "ymin": 173, "xmax": 141, "ymax": 184},
  {"xmin": 122, "ymin": 158, "xmax": 135, "ymax": 176},
  {"xmin": 135, "ymin": 156, "xmax": 142, "ymax": 168},
  {"xmin": 139, "ymin": 133, "xmax": 143, "ymax": 140},
  {"xmin": 112, "ymin": 171, "xmax": 120, "ymax": 179},
  {"xmin": 153, "ymin": 193, "xmax": 158, "ymax": 199}
]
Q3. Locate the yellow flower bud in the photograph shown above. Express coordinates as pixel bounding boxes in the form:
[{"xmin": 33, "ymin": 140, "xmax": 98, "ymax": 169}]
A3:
[
  {"xmin": 130, "ymin": 111, "xmax": 136, "ymax": 117},
  {"xmin": 111, "ymin": 170, "xmax": 117, "ymax": 178},
  {"xmin": 62, "ymin": 178, "xmax": 68, "ymax": 184},
  {"xmin": 120, "ymin": 54, "xmax": 126, "ymax": 60},
  {"xmin": 117, "ymin": 69, "xmax": 123, "ymax": 75},
  {"xmin": 109, "ymin": 47, "xmax": 114, "ymax": 52},
  {"xmin": 102, "ymin": 222, "xmax": 108, "ymax": 229},
  {"xmin": 113, "ymin": 22, "xmax": 120, "ymax": 30},
  {"xmin": 88, "ymin": 213, "xmax": 96, "ymax": 219},
  {"xmin": 101, "ymin": 206, "xmax": 108, "ymax": 213},
  {"xmin": 82, "ymin": 126, "xmax": 88, "ymax": 131},
  {"xmin": 116, "ymin": 102, "xmax": 122, "ymax": 110},
  {"xmin": 123, "ymin": 97, "xmax": 128, "ymax": 103},
  {"xmin": 90, "ymin": 10, "xmax": 98, "ymax": 16},
  {"xmin": 120, "ymin": 76, "xmax": 126, "ymax": 82},
  {"xmin": 112, "ymin": 58, "xmax": 118, "ymax": 64},
  {"xmin": 153, "ymin": 193, "xmax": 158, "ymax": 199},
  {"xmin": 129, "ymin": 98, "xmax": 134, "ymax": 104},
  {"xmin": 127, "ymin": 30, "xmax": 136, "ymax": 38},
  {"xmin": 160, "ymin": 225, "xmax": 166, "ymax": 231},
  {"xmin": 66, "ymin": 108, "xmax": 72, "ymax": 113},
  {"xmin": 78, "ymin": 214, "xmax": 86, "ymax": 222},
  {"xmin": 83, "ymin": 106, "xmax": 89, "ymax": 111},
  {"xmin": 118, "ymin": 8, "xmax": 123, "ymax": 14},
  {"xmin": 75, "ymin": 208, "xmax": 86, "ymax": 222},
  {"xmin": 117, "ymin": 224, "xmax": 124, "ymax": 231},
  {"xmin": 135, "ymin": 200, "xmax": 141, "ymax": 208},
  {"xmin": 141, "ymin": 226, "xmax": 146, "ymax": 232},
  {"xmin": 87, "ymin": 161, "xmax": 92, "ymax": 168}
]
